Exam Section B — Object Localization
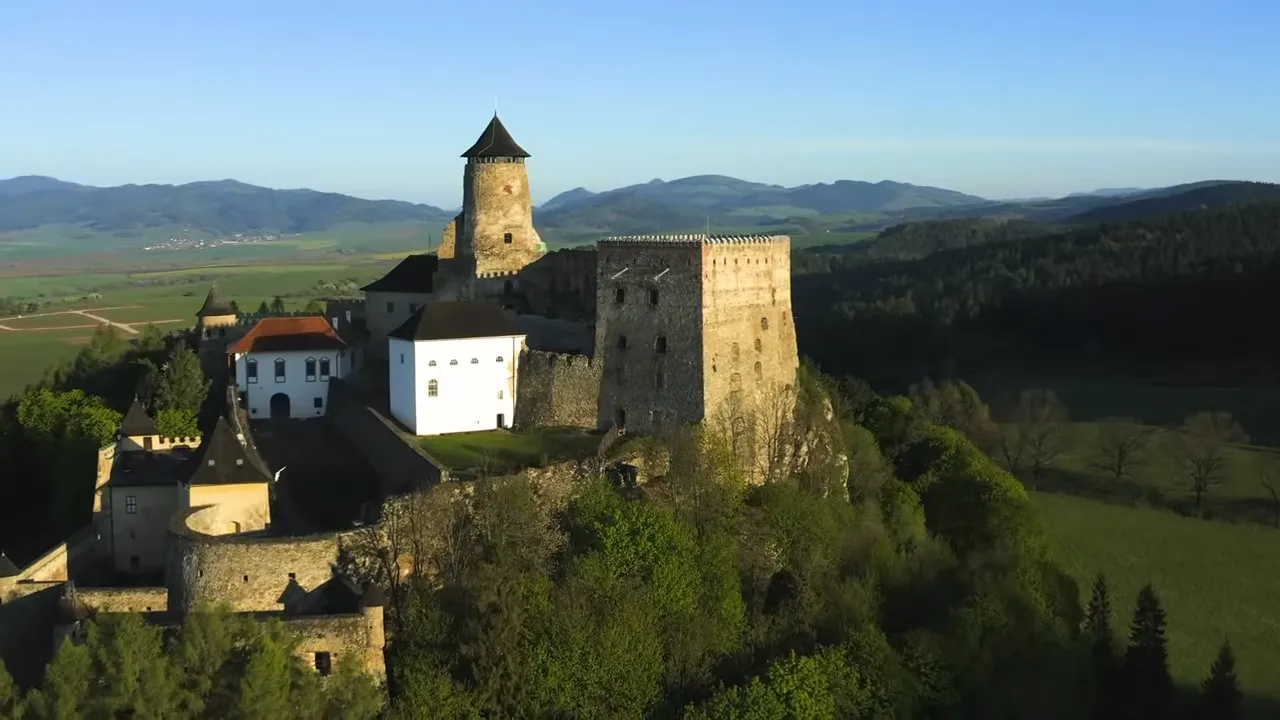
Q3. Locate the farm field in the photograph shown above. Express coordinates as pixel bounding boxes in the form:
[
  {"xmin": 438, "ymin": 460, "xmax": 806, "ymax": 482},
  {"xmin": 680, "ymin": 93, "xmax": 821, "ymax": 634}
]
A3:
[
  {"xmin": 0, "ymin": 261, "xmax": 392, "ymax": 399},
  {"xmin": 1032, "ymin": 491, "xmax": 1280, "ymax": 713}
]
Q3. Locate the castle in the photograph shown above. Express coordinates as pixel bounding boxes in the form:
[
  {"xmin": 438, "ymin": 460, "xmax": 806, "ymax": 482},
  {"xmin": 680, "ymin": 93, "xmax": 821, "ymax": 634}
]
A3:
[{"xmin": 0, "ymin": 113, "xmax": 799, "ymax": 688}]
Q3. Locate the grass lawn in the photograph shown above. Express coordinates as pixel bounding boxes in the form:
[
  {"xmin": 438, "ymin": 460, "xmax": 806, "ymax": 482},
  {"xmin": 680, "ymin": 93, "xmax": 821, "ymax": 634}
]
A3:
[
  {"xmin": 1032, "ymin": 492, "xmax": 1280, "ymax": 712},
  {"xmin": 1035, "ymin": 421, "xmax": 1280, "ymax": 526},
  {"xmin": 420, "ymin": 427, "xmax": 603, "ymax": 474}
]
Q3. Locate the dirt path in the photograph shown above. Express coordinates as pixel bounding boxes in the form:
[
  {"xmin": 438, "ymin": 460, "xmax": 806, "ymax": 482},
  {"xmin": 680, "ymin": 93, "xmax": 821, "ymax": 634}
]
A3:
[
  {"xmin": 0, "ymin": 306, "xmax": 184, "ymax": 333},
  {"xmin": 72, "ymin": 310, "xmax": 139, "ymax": 335}
]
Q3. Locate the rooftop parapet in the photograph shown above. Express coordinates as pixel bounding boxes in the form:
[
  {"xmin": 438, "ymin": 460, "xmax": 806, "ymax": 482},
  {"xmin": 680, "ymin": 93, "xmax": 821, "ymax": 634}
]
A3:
[{"xmin": 598, "ymin": 233, "xmax": 790, "ymax": 247}]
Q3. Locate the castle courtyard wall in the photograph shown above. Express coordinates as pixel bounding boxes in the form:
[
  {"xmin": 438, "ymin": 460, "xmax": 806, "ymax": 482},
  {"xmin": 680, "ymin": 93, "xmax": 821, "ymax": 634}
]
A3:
[
  {"xmin": 326, "ymin": 378, "xmax": 446, "ymax": 495},
  {"xmin": 75, "ymin": 586, "xmax": 169, "ymax": 613},
  {"xmin": 514, "ymin": 350, "xmax": 602, "ymax": 430}
]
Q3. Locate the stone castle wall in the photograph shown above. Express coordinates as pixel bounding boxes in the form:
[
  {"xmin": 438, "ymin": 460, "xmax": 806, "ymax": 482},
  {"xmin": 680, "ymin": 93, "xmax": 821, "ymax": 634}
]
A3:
[
  {"xmin": 593, "ymin": 239, "xmax": 708, "ymax": 434},
  {"xmin": 461, "ymin": 159, "xmax": 545, "ymax": 277},
  {"xmin": 514, "ymin": 350, "xmax": 602, "ymax": 430},
  {"xmin": 439, "ymin": 212, "xmax": 461, "ymax": 259},
  {"xmin": 700, "ymin": 237, "xmax": 799, "ymax": 432},
  {"xmin": 75, "ymin": 586, "xmax": 169, "ymax": 614},
  {"xmin": 168, "ymin": 506, "xmax": 346, "ymax": 613},
  {"xmin": 286, "ymin": 612, "xmax": 385, "ymax": 676},
  {"xmin": 326, "ymin": 378, "xmax": 446, "ymax": 496},
  {"xmin": 516, "ymin": 248, "xmax": 598, "ymax": 321}
]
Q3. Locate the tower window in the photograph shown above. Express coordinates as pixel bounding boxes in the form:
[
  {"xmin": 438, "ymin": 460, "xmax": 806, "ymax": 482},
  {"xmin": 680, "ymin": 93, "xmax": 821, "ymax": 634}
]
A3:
[
  {"xmin": 754, "ymin": 338, "xmax": 762, "ymax": 352},
  {"xmin": 648, "ymin": 289, "xmax": 659, "ymax": 305},
  {"xmin": 615, "ymin": 288, "xmax": 625, "ymax": 304},
  {"xmin": 754, "ymin": 361, "xmax": 763, "ymax": 377},
  {"xmin": 761, "ymin": 317, "xmax": 770, "ymax": 330},
  {"xmin": 504, "ymin": 232, "xmax": 513, "ymax": 244},
  {"xmin": 617, "ymin": 334, "xmax": 628, "ymax": 350},
  {"xmin": 655, "ymin": 336, "xmax": 667, "ymax": 354}
]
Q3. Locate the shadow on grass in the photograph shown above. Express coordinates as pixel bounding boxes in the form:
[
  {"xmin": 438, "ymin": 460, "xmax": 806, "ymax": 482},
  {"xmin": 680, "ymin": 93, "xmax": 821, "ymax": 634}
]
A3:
[{"xmin": 1034, "ymin": 468, "xmax": 1280, "ymax": 529}]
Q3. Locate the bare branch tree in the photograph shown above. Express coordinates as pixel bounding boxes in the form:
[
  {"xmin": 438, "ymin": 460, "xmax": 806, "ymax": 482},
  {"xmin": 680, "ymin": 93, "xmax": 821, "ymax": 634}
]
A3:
[
  {"xmin": 1091, "ymin": 417, "xmax": 1154, "ymax": 483},
  {"xmin": 1258, "ymin": 454, "xmax": 1280, "ymax": 529},
  {"xmin": 999, "ymin": 388, "xmax": 1070, "ymax": 489},
  {"xmin": 1169, "ymin": 411, "xmax": 1250, "ymax": 517}
]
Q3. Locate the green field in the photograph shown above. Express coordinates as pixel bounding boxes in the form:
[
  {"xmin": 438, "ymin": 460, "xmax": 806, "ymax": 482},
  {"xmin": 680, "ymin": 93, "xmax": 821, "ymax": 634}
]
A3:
[
  {"xmin": 420, "ymin": 427, "xmax": 603, "ymax": 473},
  {"xmin": 0, "ymin": 262, "xmax": 392, "ymax": 399},
  {"xmin": 1033, "ymin": 492, "xmax": 1280, "ymax": 710}
]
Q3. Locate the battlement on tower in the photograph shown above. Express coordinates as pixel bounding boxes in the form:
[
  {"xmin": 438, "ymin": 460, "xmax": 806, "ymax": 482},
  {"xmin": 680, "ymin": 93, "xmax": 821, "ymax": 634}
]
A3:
[{"xmin": 599, "ymin": 233, "xmax": 790, "ymax": 247}]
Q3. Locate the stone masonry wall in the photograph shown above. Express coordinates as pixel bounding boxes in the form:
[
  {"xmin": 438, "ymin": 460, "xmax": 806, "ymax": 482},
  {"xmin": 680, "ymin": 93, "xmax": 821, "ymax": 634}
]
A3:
[
  {"xmin": 76, "ymin": 586, "xmax": 169, "ymax": 613},
  {"xmin": 701, "ymin": 237, "xmax": 799, "ymax": 437},
  {"xmin": 327, "ymin": 378, "xmax": 445, "ymax": 495},
  {"xmin": 514, "ymin": 350, "xmax": 602, "ymax": 430},
  {"xmin": 439, "ymin": 212, "xmax": 461, "ymax": 259},
  {"xmin": 287, "ymin": 612, "xmax": 384, "ymax": 676},
  {"xmin": 594, "ymin": 239, "xmax": 707, "ymax": 434},
  {"xmin": 169, "ymin": 507, "xmax": 345, "ymax": 613},
  {"xmin": 462, "ymin": 159, "xmax": 545, "ymax": 277}
]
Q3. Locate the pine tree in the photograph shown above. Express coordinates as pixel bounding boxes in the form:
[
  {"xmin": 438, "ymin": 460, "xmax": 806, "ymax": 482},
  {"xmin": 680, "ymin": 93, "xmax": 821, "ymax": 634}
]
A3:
[
  {"xmin": 1084, "ymin": 573, "xmax": 1119, "ymax": 718},
  {"xmin": 1195, "ymin": 641, "xmax": 1243, "ymax": 720},
  {"xmin": 256, "ymin": 300, "xmax": 270, "ymax": 315},
  {"xmin": 1121, "ymin": 583, "xmax": 1173, "ymax": 720},
  {"xmin": 270, "ymin": 295, "xmax": 286, "ymax": 313},
  {"xmin": 155, "ymin": 345, "xmax": 211, "ymax": 416}
]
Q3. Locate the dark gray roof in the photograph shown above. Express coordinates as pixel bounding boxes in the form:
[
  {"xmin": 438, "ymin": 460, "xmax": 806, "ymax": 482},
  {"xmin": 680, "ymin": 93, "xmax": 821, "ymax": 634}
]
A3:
[
  {"xmin": 119, "ymin": 398, "xmax": 159, "ymax": 436},
  {"xmin": 110, "ymin": 448, "xmax": 194, "ymax": 487},
  {"xmin": 361, "ymin": 254, "xmax": 439, "ymax": 293},
  {"xmin": 461, "ymin": 114, "xmax": 530, "ymax": 159},
  {"xmin": 187, "ymin": 417, "xmax": 271, "ymax": 486},
  {"xmin": 0, "ymin": 553, "xmax": 19, "ymax": 578},
  {"xmin": 196, "ymin": 283, "xmax": 236, "ymax": 317},
  {"xmin": 389, "ymin": 300, "xmax": 523, "ymax": 342}
]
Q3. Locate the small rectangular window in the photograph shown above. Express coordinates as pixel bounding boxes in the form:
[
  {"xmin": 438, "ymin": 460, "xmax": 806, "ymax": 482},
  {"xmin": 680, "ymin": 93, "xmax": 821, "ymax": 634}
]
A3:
[
  {"xmin": 386, "ymin": 301, "xmax": 395, "ymax": 313},
  {"xmin": 125, "ymin": 495, "xmax": 137, "ymax": 514},
  {"xmin": 410, "ymin": 303, "xmax": 418, "ymax": 313},
  {"xmin": 314, "ymin": 652, "xmax": 332, "ymax": 676},
  {"xmin": 615, "ymin": 288, "xmax": 625, "ymax": 304},
  {"xmin": 649, "ymin": 288, "xmax": 659, "ymax": 305},
  {"xmin": 314, "ymin": 397, "xmax": 323, "ymax": 409},
  {"xmin": 497, "ymin": 390, "xmax": 504, "ymax": 399},
  {"xmin": 503, "ymin": 232, "xmax": 513, "ymax": 244}
]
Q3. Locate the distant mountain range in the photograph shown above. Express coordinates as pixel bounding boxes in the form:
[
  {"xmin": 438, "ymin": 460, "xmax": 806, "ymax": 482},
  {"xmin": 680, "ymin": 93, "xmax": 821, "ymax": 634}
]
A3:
[{"xmin": 1, "ymin": 174, "xmax": 1276, "ymax": 252}]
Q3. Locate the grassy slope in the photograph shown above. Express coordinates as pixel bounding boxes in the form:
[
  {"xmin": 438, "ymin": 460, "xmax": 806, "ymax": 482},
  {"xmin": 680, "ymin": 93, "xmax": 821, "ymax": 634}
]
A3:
[{"xmin": 1033, "ymin": 492, "xmax": 1280, "ymax": 708}]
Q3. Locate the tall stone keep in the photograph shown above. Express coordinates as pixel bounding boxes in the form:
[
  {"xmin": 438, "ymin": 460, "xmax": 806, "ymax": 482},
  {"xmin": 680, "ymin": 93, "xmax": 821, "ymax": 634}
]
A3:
[
  {"xmin": 458, "ymin": 114, "xmax": 546, "ymax": 278},
  {"xmin": 593, "ymin": 234, "xmax": 799, "ymax": 440}
]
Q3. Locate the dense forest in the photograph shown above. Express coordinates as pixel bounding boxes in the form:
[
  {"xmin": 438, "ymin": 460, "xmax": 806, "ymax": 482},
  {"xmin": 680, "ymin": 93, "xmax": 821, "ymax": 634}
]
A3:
[
  {"xmin": 0, "ymin": 365, "xmax": 1250, "ymax": 718},
  {"xmin": 792, "ymin": 200, "xmax": 1280, "ymax": 390}
]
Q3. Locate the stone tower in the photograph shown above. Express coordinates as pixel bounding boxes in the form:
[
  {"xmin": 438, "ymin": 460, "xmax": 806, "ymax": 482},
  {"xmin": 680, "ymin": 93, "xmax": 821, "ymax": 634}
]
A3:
[
  {"xmin": 592, "ymin": 234, "xmax": 799, "ymax": 441},
  {"xmin": 457, "ymin": 114, "xmax": 546, "ymax": 279},
  {"xmin": 195, "ymin": 284, "xmax": 239, "ymax": 377}
]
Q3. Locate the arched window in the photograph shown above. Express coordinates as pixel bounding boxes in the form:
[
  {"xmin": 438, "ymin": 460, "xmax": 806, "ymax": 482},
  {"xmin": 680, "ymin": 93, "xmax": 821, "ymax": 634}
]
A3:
[
  {"xmin": 318, "ymin": 357, "xmax": 331, "ymax": 379},
  {"xmin": 305, "ymin": 357, "xmax": 317, "ymax": 382},
  {"xmin": 471, "ymin": 358, "xmax": 479, "ymax": 364},
  {"xmin": 761, "ymin": 317, "xmax": 769, "ymax": 330},
  {"xmin": 496, "ymin": 356, "xmax": 504, "ymax": 362},
  {"xmin": 449, "ymin": 359, "xmax": 458, "ymax": 366},
  {"xmin": 428, "ymin": 379, "xmax": 438, "ymax": 397},
  {"xmin": 754, "ymin": 361, "xmax": 762, "ymax": 376},
  {"xmin": 754, "ymin": 338, "xmax": 762, "ymax": 352},
  {"xmin": 274, "ymin": 358, "xmax": 286, "ymax": 383},
  {"xmin": 428, "ymin": 360, "xmax": 437, "ymax": 367},
  {"xmin": 655, "ymin": 336, "xmax": 667, "ymax": 354},
  {"xmin": 246, "ymin": 358, "xmax": 259, "ymax": 384}
]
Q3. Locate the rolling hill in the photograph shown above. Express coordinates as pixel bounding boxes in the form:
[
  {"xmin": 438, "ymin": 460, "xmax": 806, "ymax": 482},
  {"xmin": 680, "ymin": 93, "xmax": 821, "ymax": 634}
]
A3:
[{"xmin": 0, "ymin": 176, "xmax": 455, "ymax": 236}]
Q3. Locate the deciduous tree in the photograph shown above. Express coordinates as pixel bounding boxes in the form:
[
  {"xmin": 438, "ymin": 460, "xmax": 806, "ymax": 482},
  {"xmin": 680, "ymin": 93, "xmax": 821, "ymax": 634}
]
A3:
[
  {"xmin": 1091, "ymin": 418, "xmax": 1153, "ymax": 484},
  {"xmin": 1170, "ymin": 411, "xmax": 1249, "ymax": 516},
  {"xmin": 999, "ymin": 387, "xmax": 1070, "ymax": 488}
]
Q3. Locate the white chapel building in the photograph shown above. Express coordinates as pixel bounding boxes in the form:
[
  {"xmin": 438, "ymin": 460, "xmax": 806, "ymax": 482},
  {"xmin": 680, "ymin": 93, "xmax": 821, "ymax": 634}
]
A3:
[
  {"xmin": 388, "ymin": 300, "xmax": 527, "ymax": 436},
  {"xmin": 228, "ymin": 316, "xmax": 351, "ymax": 419}
]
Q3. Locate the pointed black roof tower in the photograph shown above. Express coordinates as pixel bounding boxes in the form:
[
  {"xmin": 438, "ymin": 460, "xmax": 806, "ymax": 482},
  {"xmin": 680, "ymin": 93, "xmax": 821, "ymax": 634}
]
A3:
[
  {"xmin": 187, "ymin": 416, "xmax": 271, "ymax": 486},
  {"xmin": 120, "ymin": 397, "xmax": 159, "ymax": 437},
  {"xmin": 196, "ymin": 283, "xmax": 236, "ymax": 318},
  {"xmin": 0, "ymin": 552, "xmax": 20, "ymax": 578},
  {"xmin": 461, "ymin": 113, "xmax": 530, "ymax": 159}
]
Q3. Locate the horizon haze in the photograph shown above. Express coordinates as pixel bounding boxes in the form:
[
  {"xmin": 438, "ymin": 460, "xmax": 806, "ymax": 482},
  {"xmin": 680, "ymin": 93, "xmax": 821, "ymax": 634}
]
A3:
[{"xmin": 1, "ymin": 0, "xmax": 1277, "ymax": 206}]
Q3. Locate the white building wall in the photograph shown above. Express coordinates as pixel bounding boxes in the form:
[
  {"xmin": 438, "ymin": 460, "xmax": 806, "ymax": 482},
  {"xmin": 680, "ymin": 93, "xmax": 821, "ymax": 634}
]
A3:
[
  {"xmin": 389, "ymin": 334, "xmax": 524, "ymax": 436},
  {"xmin": 233, "ymin": 349, "xmax": 343, "ymax": 419},
  {"xmin": 388, "ymin": 338, "xmax": 418, "ymax": 432}
]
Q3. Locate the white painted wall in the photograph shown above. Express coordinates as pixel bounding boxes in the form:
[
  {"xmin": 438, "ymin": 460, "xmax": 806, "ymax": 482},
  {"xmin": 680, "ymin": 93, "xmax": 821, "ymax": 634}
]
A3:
[
  {"xmin": 388, "ymin": 334, "xmax": 525, "ymax": 436},
  {"xmin": 388, "ymin": 338, "xmax": 417, "ymax": 432},
  {"xmin": 233, "ymin": 349, "xmax": 343, "ymax": 419}
]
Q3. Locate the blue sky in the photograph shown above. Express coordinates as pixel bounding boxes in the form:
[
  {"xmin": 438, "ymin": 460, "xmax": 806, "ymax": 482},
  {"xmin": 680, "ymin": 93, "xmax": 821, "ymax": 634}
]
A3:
[{"xmin": 1, "ymin": 0, "xmax": 1277, "ymax": 206}]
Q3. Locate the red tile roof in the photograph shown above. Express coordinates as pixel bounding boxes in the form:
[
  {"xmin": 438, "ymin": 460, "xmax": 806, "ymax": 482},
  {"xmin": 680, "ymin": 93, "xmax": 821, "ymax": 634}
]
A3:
[{"xmin": 226, "ymin": 316, "xmax": 346, "ymax": 354}]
